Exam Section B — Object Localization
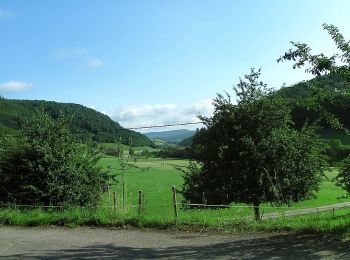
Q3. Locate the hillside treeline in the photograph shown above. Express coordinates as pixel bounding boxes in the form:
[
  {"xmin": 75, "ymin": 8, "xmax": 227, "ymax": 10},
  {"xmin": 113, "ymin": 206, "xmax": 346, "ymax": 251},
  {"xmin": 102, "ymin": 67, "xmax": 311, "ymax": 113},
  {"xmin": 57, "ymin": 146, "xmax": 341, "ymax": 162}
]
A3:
[
  {"xmin": 163, "ymin": 75, "xmax": 350, "ymax": 163},
  {"xmin": 0, "ymin": 98, "xmax": 151, "ymax": 146}
]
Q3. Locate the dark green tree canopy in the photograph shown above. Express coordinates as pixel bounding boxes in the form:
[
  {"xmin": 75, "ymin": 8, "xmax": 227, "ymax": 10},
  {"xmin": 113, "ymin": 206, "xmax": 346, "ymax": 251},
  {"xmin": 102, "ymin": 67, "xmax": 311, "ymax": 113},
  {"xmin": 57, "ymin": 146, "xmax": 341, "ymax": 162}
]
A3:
[{"xmin": 183, "ymin": 69, "xmax": 323, "ymax": 220}]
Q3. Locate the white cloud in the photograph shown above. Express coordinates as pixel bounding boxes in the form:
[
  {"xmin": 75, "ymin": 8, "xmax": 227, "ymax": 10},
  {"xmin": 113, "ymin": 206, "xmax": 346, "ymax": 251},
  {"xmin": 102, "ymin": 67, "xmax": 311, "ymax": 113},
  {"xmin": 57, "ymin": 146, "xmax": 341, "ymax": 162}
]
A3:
[
  {"xmin": 53, "ymin": 47, "xmax": 88, "ymax": 59},
  {"xmin": 0, "ymin": 81, "xmax": 32, "ymax": 92},
  {"xmin": 0, "ymin": 8, "xmax": 14, "ymax": 20},
  {"xmin": 109, "ymin": 100, "xmax": 214, "ymax": 132},
  {"xmin": 87, "ymin": 58, "xmax": 104, "ymax": 68}
]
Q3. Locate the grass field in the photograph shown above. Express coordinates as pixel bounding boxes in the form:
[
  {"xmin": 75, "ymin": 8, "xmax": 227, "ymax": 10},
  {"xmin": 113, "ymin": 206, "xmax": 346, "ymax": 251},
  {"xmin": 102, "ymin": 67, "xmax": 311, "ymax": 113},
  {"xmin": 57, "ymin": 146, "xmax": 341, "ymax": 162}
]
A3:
[
  {"xmin": 1, "ymin": 155, "xmax": 350, "ymax": 240},
  {"xmin": 98, "ymin": 156, "xmax": 350, "ymax": 220}
]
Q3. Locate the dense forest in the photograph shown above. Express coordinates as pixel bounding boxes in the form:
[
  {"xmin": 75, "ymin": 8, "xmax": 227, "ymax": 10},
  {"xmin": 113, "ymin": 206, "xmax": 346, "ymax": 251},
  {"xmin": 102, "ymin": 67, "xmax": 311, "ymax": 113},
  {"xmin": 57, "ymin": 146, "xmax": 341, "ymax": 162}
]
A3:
[{"xmin": 0, "ymin": 98, "xmax": 152, "ymax": 146}]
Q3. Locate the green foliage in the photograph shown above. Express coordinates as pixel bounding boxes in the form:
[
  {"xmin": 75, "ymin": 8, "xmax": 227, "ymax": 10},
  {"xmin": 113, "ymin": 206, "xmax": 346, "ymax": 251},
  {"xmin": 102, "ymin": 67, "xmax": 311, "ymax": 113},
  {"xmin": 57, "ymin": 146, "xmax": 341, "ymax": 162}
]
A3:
[
  {"xmin": 278, "ymin": 24, "xmax": 350, "ymax": 81},
  {"xmin": 156, "ymin": 145, "xmax": 193, "ymax": 159},
  {"xmin": 179, "ymin": 136, "xmax": 193, "ymax": 146},
  {"xmin": 0, "ymin": 99, "xmax": 151, "ymax": 146},
  {"xmin": 0, "ymin": 108, "xmax": 109, "ymax": 206},
  {"xmin": 278, "ymin": 74, "xmax": 350, "ymax": 100},
  {"xmin": 321, "ymin": 139, "xmax": 350, "ymax": 165},
  {"xmin": 337, "ymin": 158, "xmax": 350, "ymax": 198},
  {"xmin": 280, "ymin": 23, "xmax": 350, "ymax": 200},
  {"xmin": 183, "ymin": 69, "xmax": 323, "ymax": 220}
]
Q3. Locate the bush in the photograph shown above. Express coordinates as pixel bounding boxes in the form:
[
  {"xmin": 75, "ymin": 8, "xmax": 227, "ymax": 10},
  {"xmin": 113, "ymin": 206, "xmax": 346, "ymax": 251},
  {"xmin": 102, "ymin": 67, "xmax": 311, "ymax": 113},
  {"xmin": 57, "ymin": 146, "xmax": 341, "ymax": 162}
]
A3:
[{"xmin": 0, "ymin": 108, "xmax": 108, "ymax": 207}]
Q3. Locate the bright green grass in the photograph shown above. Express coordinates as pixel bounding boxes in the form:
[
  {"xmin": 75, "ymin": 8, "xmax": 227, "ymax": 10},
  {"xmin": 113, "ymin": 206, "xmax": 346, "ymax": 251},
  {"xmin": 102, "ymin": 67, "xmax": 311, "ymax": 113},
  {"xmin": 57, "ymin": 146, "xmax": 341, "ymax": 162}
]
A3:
[
  {"xmin": 98, "ymin": 157, "xmax": 184, "ymax": 217},
  {"xmin": 1, "ymin": 157, "xmax": 350, "ymax": 239},
  {"xmin": 98, "ymin": 157, "xmax": 350, "ymax": 219},
  {"xmin": 1, "ymin": 207, "xmax": 350, "ymax": 241}
]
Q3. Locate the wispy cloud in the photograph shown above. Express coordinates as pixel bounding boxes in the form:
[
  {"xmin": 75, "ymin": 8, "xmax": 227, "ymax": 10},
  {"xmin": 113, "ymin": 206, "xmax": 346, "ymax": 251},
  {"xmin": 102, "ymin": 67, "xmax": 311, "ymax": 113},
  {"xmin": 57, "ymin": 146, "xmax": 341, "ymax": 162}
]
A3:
[
  {"xmin": 0, "ymin": 81, "xmax": 32, "ymax": 92},
  {"xmin": 52, "ymin": 47, "xmax": 89, "ymax": 59},
  {"xmin": 52, "ymin": 47, "xmax": 104, "ymax": 69},
  {"xmin": 108, "ymin": 99, "xmax": 214, "ymax": 132},
  {"xmin": 0, "ymin": 8, "xmax": 14, "ymax": 20},
  {"xmin": 87, "ymin": 58, "xmax": 104, "ymax": 68}
]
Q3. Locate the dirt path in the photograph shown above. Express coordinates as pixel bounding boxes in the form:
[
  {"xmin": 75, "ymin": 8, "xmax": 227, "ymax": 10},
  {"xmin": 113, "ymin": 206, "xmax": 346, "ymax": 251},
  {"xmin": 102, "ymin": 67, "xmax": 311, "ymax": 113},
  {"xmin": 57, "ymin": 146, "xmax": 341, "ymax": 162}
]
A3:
[
  {"xmin": 261, "ymin": 202, "xmax": 350, "ymax": 220},
  {"xmin": 0, "ymin": 227, "xmax": 349, "ymax": 259}
]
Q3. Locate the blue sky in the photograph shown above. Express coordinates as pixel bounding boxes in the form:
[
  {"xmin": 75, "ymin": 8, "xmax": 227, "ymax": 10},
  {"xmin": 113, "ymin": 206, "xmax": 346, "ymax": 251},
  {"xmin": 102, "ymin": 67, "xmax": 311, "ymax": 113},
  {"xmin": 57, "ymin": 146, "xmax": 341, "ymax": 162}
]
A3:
[{"xmin": 1, "ymin": 0, "xmax": 350, "ymax": 131}]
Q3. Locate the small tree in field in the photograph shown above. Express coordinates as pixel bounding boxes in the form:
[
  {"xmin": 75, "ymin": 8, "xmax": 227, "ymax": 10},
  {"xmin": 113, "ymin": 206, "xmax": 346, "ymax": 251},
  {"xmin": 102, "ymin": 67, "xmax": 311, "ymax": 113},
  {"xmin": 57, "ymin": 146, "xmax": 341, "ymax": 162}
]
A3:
[
  {"xmin": 182, "ymin": 69, "xmax": 323, "ymax": 220},
  {"xmin": 0, "ymin": 107, "xmax": 108, "ymax": 206},
  {"xmin": 279, "ymin": 23, "xmax": 350, "ymax": 198}
]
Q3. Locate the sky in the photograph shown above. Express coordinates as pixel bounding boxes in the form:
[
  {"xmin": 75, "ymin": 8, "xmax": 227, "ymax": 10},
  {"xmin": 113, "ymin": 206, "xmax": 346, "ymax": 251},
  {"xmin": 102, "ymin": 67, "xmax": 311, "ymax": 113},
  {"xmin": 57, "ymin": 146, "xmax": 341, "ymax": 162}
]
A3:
[{"xmin": 1, "ymin": 0, "xmax": 350, "ymax": 132}]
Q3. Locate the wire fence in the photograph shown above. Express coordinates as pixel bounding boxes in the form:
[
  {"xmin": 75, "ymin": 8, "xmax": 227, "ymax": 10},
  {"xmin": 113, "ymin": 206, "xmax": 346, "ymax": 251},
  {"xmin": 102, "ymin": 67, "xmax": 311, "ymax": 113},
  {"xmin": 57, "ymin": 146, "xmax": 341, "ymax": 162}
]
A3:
[
  {"xmin": 2, "ymin": 184, "xmax": 350, "ymax": 221},
  {"xmin": 0, "ymin": 141, "xmax": 347, "ymax": 220}
]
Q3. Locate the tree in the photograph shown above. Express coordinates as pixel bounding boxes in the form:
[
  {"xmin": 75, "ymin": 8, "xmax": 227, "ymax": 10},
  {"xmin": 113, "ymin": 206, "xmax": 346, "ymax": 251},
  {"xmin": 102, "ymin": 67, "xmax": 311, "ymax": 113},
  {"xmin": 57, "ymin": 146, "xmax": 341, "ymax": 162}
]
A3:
[
  {"xmin": 182, "ymin": 69, "xmax": 323, "ymax": 220},
  {"xmin": 278, "ymin": 24, "xmax": 350, "ymax": 82},
  {"xmin": 279, "ymin": 23, "xmax": 350, "ymax": 197},
  {"xmin": 0, "ymin": 107, "xmax": 108, "ymax": 206}
]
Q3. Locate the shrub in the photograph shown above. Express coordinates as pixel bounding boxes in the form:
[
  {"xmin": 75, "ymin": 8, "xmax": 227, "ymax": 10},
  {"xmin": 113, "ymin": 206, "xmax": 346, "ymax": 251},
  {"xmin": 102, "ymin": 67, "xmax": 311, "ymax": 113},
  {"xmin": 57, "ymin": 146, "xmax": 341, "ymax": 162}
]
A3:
[{"xmin": 0, "ymin": 108, "xmax": 108, "ymax": 207}]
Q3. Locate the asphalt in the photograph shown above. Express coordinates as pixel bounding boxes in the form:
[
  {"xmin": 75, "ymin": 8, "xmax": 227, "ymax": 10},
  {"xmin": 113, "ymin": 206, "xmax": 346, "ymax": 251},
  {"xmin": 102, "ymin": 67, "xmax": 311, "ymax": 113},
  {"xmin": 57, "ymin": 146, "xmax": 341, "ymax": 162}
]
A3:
[{"xmin": 0, "ymin": 227, "xmax": 349, "ymax": 259}]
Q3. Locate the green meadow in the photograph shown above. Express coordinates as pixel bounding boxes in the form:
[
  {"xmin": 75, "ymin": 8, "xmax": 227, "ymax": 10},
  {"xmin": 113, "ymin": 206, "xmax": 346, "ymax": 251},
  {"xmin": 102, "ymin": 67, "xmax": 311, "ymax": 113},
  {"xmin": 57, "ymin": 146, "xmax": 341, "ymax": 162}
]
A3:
[
  {"xmin": 1, "ymin": 154, "xmax": 350, "ymax": 240},
  {"xmin": 98, "ymin": 155, "xmax": 350, "ymax": 220}
]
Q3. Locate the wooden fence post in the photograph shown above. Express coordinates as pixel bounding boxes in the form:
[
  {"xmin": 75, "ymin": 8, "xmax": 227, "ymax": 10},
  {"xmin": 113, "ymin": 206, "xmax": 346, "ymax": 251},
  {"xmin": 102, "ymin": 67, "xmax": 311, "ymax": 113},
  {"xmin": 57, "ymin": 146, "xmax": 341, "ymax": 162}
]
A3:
[
  {"xmin": 172, "ymin": 185, "xmax": 178, "ymax": 220},
  {"xmin": 138, "ymin": 190, "xmax": 143, "ymax": 215},
  {"xmin": 113, "ymin": 191, "xmax": 117, "ymax": 212},
  {"xmin": 122, "ymin": 182, "xmax": 125, "ymax": 209}
]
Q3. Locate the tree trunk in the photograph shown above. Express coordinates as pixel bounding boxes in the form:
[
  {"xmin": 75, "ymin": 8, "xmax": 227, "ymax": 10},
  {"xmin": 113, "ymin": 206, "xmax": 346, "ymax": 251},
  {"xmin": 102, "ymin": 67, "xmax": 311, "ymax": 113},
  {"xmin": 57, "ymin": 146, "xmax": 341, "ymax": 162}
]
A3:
[{"xmin": 253, "ymin": 203, "xmax": 261, "ymax": 221}]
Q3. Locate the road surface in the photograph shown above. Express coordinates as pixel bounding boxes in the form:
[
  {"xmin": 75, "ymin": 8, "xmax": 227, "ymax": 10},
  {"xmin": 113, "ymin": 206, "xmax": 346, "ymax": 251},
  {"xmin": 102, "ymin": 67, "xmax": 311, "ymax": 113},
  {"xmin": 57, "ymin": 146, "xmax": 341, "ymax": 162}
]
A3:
[{"xmin": 0, "ymin": 227, "xmax": 349, "ymax": 259}]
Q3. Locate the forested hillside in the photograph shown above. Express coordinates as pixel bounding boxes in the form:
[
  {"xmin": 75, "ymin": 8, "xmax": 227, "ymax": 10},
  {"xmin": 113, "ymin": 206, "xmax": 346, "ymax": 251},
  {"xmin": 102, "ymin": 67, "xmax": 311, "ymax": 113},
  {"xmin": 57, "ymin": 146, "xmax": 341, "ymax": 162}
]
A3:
[
  {"xmin": 0, "ymin": 98, "xmax": 151, "ymax": 146},
  {"xmin": 278, "ymin": 74, "xmax": 350, "ymax": 144},
  {"xmin": 279, "ymin": 74, "xmax": 349, "ymax": 100}
]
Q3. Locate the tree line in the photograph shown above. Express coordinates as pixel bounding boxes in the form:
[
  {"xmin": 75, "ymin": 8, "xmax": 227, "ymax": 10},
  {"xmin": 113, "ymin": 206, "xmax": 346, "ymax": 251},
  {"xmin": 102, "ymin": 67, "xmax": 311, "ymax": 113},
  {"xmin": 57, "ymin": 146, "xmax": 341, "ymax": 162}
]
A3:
[{"xmin": 0, "ymin": 99, "xmax": 151, "ymax": 146}]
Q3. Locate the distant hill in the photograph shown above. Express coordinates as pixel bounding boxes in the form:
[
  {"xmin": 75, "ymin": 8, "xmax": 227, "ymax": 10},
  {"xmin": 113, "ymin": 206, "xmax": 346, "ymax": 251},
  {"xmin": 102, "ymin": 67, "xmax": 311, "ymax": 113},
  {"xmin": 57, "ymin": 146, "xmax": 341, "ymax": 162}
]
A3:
[
  {"xmin": 0, "ymin": 99, "xmax": 152, "ymax": 146},
  {"xmin": 144, "ymin": 129, "xmax": 195, "ymax": 143},
  {"xmin": 277, "ymin": 74, "xmax": 350, "ymax": 144},
  {"xmin": 278, "ymin": 74, "xmax": 350, "ymax": 100}
]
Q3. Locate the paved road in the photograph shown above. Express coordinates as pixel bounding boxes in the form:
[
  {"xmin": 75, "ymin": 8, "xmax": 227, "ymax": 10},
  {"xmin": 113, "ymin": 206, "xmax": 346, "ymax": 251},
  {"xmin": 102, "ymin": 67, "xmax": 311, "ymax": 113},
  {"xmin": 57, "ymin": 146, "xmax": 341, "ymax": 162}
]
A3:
[{"xmin": 0, "ymin": 227, "xmax": 349, "ymax": 259}]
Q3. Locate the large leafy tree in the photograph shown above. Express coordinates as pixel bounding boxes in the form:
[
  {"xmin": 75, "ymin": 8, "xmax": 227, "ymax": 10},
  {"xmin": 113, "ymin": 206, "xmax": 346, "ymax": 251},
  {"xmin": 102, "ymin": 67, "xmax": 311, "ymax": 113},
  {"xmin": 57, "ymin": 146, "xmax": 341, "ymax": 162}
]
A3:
[
  {"xmin": 182, "ymin": 69, "xmax": 323, "ymax": 220},
  {"xmin": 0, "ymin": 108, "xmax": 108, "ymax": 206},
  {"xmin": 279, "ymin": 23, "xmax": 350, "ymax": 198}
]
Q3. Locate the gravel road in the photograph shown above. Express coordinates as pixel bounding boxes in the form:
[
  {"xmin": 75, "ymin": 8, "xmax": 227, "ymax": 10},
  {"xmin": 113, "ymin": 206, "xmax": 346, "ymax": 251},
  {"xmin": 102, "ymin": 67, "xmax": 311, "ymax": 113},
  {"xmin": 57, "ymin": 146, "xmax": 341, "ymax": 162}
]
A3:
[
  {"xmin": 261, "ymin": 202, "xmax": 350, "ymax": 220},
  {"xmin": 0, "ymin": 227, "xmax": 349, "ymax": 259}
]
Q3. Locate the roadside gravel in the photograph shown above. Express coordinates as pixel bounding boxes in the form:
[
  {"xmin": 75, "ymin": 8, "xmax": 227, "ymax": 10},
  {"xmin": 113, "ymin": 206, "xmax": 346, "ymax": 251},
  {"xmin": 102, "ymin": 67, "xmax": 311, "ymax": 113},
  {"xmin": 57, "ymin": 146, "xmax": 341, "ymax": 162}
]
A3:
[{"xmin": 0, "ymin": 227, "xmax": 349, "ymax": 259}]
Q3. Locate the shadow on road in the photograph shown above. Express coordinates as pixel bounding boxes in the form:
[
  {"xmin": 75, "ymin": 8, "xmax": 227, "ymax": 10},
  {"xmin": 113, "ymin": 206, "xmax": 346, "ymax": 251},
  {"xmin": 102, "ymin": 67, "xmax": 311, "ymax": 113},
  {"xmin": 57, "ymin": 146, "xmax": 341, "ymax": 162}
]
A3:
[{"xmin": 9, "ymin": 233, "xmax": 350, "ymax": 259}]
